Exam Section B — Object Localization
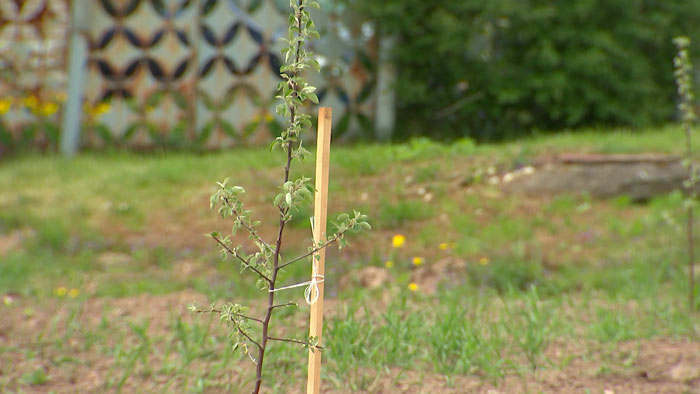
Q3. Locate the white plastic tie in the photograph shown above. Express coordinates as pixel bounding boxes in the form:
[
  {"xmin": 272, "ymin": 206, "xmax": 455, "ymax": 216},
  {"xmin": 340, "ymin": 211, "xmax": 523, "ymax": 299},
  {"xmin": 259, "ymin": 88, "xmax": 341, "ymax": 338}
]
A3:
[{"xmin": 269, "ymin": 217, "xmax": 324, "ymax": 305}]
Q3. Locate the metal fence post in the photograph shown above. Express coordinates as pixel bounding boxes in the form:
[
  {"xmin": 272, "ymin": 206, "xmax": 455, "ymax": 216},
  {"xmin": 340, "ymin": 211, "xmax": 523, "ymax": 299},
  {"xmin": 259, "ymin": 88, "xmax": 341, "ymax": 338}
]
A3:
[
  {"xmin": 374, "ymin": 34, "xmax": 397, "ymax": 141},
  {"xmin": 60, "ymin": 0, "xmax": 89, "ymax": 157}
]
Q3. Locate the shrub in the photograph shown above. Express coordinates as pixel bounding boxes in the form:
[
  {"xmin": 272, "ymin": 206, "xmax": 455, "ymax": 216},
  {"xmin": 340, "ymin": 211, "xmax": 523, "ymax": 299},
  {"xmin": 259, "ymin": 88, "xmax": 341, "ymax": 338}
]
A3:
[{"xmin": 349, "ymin": 0, "xmax": 700, "ymax": 140}]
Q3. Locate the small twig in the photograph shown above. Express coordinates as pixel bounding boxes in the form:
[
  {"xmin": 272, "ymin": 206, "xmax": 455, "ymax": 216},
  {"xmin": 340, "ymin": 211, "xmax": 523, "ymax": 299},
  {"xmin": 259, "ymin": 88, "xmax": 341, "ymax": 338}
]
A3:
[
  {"xmin": 244, "ymin": 349, "xmax": 258, "ymax": 365},
  {"xmin": 226, "ymin": 312, "xmax": 264, "ymax": 324},
  {"xmin": 239, "ymin": 327, "xmax": 263, "ymax": 350},
  {"xmin": 268, "ymin": 336, "xmax": 323, "ymax": 350},
  {"xmin": 270, "ymin": 302, "xmax": 296, "ymax": 310},
  {"xmin": 193, "ymin": 307, "xmax": 264, "ymax": 324},
  {"xmin": 240, "ymin": 314, "xmax": 264, "ymax": 324},
  {"xmin": 278, "ymin": 232, "xmax": 344, "ymax": 270},
  {"xmin": 223, "ymin": 197, "xmax": 274, "ymax": 253},
  {"xmin": 212, "ymin": 236, "xmax": 272, "ymax": 283}
]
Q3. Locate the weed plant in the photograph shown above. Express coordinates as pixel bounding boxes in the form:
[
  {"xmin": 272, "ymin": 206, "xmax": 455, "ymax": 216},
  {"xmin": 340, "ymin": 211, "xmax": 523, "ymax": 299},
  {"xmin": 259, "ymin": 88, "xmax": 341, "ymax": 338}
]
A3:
[{"xmin": 673, "ymin": 36, "xmax": 698, "ymax": 309}]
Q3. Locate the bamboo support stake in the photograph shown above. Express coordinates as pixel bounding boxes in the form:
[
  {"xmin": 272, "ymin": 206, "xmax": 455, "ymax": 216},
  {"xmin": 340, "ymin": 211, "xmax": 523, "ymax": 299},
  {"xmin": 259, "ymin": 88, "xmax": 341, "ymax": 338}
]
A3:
[{"xmin": 307, "ymin": 107, "xmax": 332, "ymax": 394}]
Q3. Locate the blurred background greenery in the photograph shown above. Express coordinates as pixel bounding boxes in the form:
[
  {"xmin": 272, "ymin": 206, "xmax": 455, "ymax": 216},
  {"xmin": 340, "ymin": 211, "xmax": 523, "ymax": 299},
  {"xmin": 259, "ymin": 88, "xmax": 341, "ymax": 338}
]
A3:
[{"xmin": 350, "ymin": 0, "xmax": 700, "ymax": 140}]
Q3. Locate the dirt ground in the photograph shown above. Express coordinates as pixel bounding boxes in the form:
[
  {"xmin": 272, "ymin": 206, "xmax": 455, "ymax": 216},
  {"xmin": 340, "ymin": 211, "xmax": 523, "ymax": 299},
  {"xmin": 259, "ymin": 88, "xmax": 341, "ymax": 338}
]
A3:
[
  {"xmin": 2, "ymin": 149, "xmax": 700, "ymax": 393},
  {"xmin": 1, "ymin": 291, "xmax": 699, "ymax": 393}
]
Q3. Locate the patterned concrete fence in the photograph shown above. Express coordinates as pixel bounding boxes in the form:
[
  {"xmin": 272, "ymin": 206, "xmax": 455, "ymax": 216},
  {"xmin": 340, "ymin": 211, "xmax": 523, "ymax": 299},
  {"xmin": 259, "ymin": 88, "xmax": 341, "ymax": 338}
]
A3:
[
  {"xmin": 0, "ymin": 0, "xmax": 380, "ymax": 150},
  {"xmin": 0, "ymin": 0, "xmax": 69, "ymax": 149}
]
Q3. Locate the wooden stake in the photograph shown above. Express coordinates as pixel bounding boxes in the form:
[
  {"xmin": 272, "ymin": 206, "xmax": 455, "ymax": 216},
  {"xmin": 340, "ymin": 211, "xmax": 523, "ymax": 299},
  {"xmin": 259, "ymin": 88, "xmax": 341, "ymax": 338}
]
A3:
[{"xmin": 307, "ymin": 107, "xmax": 332, "ymax": 394}]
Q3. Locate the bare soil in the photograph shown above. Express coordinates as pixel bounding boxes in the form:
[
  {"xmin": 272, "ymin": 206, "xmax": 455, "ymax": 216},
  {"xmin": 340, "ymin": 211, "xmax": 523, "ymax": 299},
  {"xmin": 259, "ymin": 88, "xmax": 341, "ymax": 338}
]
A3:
[{"xmin": 2, "ymin": 292, "xmax": 699, "ymax": 393}]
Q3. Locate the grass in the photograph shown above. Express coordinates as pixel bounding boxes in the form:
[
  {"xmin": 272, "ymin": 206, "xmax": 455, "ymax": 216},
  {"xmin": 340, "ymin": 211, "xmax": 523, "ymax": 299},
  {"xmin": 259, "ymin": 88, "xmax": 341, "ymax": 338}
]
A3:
[
  {"xmin": 1, "ymin": 125, "xmax": 700, "ymax": 392},
  {"xmin": 20, "ymin": 368, "xmax": 49, "ymax": 386},
  {"xmin": 378, "ymin": 198, "xmax": 434, "ymax": 228}
]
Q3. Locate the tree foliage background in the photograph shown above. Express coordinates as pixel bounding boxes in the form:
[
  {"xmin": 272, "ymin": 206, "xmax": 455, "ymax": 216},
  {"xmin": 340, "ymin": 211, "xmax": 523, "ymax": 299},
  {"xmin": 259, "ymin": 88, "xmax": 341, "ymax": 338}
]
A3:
[{"xmin": 348, "ymin": 0, "xmax": 700, "ymax": 140}]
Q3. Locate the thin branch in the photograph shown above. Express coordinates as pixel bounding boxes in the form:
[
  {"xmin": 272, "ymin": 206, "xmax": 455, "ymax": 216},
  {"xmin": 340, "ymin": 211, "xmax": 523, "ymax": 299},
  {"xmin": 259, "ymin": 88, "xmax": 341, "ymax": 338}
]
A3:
[
  {"xmin": 270, "ymin": 302, "xmax": 296, "ymax": 310},
  {"xmin": 193, "ymin": 308, "xmax": 264, "ymax": 324},
  {"xmin": 243, "ymin": 348, "xmax": 258, "ymax": 366},
  {"xmin": 190, "ymin": 309, "xmax": 263, "ymax": 349},
  {"xmin": 278, "ymin": 231, "xmax": 344, "ymax": 270},
  {"xmin": 238, "ymin": 327, "xmax": 262, "ymax": 350},
  {"xmin": 239, "ymin": 314, "xmax": 264, "ymax": 324},
  {"xmin": 267, "ymin": 336, "xmax": 306, "ymax": 345},
  {"xmin": 212, "ymin": 236, "xmax": 272, "ymax": 283},
  {"xmin": 268, "ymin": 336, "xmax": 323, "ymax": 350},
  {"xmin": 223, "ymin": 197, "xmax": 274, "ymax": 253},
  {"xmin": 224, "ymin": 312, "xmax": 264, "ymax": 324}
]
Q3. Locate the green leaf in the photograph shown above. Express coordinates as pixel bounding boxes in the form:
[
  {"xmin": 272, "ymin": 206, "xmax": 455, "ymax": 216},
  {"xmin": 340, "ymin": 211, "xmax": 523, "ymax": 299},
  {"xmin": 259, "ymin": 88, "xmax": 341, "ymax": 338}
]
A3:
[{"xmin": 309, "ymin": 93, "xmax": 318, "ymax": 104}]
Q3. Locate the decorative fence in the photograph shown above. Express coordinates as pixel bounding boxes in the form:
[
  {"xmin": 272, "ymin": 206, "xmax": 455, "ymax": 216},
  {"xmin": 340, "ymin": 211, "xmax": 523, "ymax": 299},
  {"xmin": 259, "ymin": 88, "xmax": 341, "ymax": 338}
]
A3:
[
  {"xmin": 0, "ymin": 0, "xmax": 378, "ymax": 150},
  {"xmin": 0, "ymin": 0, "xmax": 69, "ymax": 149}
]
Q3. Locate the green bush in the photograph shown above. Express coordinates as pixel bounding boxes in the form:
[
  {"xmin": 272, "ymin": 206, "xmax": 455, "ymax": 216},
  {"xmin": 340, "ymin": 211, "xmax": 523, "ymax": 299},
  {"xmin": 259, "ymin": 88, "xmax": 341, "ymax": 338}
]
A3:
[{"xmin": 349, "ymin": 0, "xmax": 700, "ymax": 140}]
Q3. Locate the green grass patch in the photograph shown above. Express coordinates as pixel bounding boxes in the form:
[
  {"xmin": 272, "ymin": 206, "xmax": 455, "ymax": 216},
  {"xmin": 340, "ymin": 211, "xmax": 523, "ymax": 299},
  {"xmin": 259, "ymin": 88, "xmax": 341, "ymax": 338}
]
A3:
[{"xmin": 2, "ymin": 126, "xmax": 700, "ymax": 392}]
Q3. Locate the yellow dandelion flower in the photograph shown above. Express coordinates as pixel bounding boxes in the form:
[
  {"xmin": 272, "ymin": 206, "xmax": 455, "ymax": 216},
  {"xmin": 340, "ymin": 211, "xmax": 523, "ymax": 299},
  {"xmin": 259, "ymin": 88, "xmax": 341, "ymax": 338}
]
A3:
[
  {"xmin": 95, "ymin": 102, "xmax": 111, "ymax": 116},
  {"xmin": 439, "ymin": 242, "xmax": 449, "ymax": 250},
  {"xmin": 54, "ymin": 287, "xmax": 68, "ymax": 297},
  {"xmin": 479, "ymin": 257, "xmax": 490, "ymax": 266},
  {"xmin": 23, "ymin": 95, "xmax": 39, "ymax": 110},
  {"xmin": 385, "ymin": 260, "xmax": 394, "ymax": 268},
  {"xmin": 408, "ymin": 283, "xmax": 419, "ymax": 292},
  {"xmin": 412, "ymin": 257, "xmax": 425, "ymax": 266},
  {"xmin": 40, "ymin": 102, "xmax": 59, "ymax": 117},
  {"xmin": 68, "ymin": 288, "xmax": 80, "ymax": 298},
  {"xmin": 0, "ymin": 98, "xmax": 12, "ymax": 115},
  {"xmin": 392, "ymin": 234, "xmax": 406, "ymax": 248}
]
